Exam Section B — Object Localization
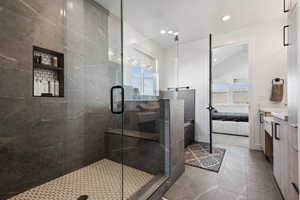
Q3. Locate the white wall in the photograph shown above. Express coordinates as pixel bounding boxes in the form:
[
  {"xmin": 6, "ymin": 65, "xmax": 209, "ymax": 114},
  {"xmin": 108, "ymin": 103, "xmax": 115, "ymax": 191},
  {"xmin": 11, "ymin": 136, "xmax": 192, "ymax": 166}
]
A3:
[
  {"xmin": 213, "ymin": 48, "xmax": 248, "ymax": 84},
  {"xmin": 160, "ymin": 19, "xmax": 287, "ymax": 149}
]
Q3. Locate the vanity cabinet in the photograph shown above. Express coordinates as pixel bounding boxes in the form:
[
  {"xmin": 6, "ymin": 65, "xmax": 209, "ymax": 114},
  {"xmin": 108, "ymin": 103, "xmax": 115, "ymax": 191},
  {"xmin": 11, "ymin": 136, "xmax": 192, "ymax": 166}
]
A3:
[
  {"xmin": 273, "ymin": 117, "xmax": 289, "ymax": 198},
  {"xmin": 286, "ymin": 4, "xmax": 300, "ymax": 199},
  {"xmin": 288, "ymin": 125, "xmax": 299, "ymax": 200}
]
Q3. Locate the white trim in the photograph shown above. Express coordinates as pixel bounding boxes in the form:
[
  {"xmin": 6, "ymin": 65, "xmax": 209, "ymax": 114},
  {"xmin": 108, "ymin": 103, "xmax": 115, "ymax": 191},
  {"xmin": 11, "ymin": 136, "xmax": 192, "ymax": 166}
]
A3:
[{"xmin": 212, "ymin": 40, "xmax": 253, "ymax": 149}]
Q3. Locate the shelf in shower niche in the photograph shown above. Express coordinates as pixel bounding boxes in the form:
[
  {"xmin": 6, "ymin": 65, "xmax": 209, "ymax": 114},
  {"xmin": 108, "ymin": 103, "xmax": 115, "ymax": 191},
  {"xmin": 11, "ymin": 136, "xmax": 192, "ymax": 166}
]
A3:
[
  {"xmin": 34, "ymin": 63, "xmax": 64, "ymax": 71},
  {"xmin": 32, "ymin": 46, "xmax": 64, "ymax": 98}
]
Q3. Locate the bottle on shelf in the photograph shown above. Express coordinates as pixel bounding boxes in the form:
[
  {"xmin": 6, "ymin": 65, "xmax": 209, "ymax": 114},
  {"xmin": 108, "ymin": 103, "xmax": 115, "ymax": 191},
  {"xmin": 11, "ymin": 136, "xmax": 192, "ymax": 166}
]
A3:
[
  {"xmin": 54, "ymin": 80, "xmax": 60, "ymax": 96},
  {"xmin": 50, "ymin": 80, "xmax": 55, "ymax": 96},
  {"xmin": 52, "ymin": 56, "xmax": 58, "ymax": 67},
  {"xmin": 42, "ymin": 79, "xmax": 48, "ymax": 94}
]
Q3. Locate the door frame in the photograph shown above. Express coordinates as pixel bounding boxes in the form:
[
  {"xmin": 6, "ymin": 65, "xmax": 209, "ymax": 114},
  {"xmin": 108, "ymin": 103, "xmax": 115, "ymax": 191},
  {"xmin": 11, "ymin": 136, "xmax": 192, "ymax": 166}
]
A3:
[{"xmin": 209, "ymin": 38, "xmax": 254, "ymax": 150}]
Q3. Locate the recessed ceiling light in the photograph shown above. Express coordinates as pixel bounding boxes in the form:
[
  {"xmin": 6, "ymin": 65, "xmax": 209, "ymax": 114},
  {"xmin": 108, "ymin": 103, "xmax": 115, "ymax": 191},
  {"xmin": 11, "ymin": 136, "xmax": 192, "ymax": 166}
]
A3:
[
  {"xmin": 222, "ymin": 15, "xmax": 231, "ymax": 21},
  {"xmin": 168, "ymin": 30, "xmax": 173, "ymax": 34},
  {"xmin": 160, "ymin": 30, "xmax": 166, "ymax": 34},
  {"xmin": 174, "ymin": 32, "xmax": 179, "ymax": 36}
]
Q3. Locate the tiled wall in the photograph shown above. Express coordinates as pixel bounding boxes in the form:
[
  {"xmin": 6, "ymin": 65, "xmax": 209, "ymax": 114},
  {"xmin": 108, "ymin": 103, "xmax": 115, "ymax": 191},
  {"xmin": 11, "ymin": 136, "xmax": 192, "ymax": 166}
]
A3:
[
  {"xmin": 148, "ymin": 99, "xmax": 185, "ymax": 200},
  {"xmin": 0, "ymin": 0, "xmax": 117, "ymax": 198},
  {"xmin": 107, "ymin": 100, "xmax": 166, "ymax": 175}
]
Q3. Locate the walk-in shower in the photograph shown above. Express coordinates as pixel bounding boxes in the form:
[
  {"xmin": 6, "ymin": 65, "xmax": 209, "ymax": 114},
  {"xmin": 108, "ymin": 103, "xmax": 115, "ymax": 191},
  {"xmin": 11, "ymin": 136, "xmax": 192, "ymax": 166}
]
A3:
[{"xmin": 0, "ymin": 0, "xmax": 180, "ymax": 199}]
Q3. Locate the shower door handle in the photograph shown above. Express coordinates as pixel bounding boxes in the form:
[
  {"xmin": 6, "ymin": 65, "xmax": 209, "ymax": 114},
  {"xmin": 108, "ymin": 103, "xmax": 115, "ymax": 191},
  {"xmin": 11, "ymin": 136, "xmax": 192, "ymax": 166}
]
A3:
[{"xmin": 110, "ymin": 85, "xmax": 124, "ymax": 114}]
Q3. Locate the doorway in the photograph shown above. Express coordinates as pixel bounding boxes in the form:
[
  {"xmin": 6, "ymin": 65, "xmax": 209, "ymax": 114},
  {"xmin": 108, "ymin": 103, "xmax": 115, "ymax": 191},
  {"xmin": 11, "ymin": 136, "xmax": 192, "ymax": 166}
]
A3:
[{"xmin": 211, "ymin": 43, "xmax": 250, "ymax": 149}]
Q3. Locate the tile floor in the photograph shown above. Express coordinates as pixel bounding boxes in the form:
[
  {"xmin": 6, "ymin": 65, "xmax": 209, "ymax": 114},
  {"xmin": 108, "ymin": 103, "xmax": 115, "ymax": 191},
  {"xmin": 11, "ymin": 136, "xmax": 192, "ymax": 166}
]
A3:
[
  {"xmin": 213, "ymin": 134, "xmax": 249, "ymax": 149},
  {"xmin": 164, "ymin": 144, "xmax": 282, "ymax": 200},
  {"xmin": 9, "ymin": 159, "xmax": 154, "ymax": 200}
]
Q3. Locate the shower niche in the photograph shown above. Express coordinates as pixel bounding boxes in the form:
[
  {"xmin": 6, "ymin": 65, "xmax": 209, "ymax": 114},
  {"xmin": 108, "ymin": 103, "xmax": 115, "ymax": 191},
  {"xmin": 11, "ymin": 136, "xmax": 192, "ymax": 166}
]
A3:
[{"xmin": 32, "ymin": 46, "xmax": 64, "ymax": 97}]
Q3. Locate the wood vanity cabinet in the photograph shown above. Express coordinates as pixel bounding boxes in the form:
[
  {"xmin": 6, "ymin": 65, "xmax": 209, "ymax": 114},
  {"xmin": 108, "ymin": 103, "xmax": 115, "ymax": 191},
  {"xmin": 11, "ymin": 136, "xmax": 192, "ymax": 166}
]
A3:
[{"xmin": 273, "ymin": 118, "xmax": 289, "ymax": 198}]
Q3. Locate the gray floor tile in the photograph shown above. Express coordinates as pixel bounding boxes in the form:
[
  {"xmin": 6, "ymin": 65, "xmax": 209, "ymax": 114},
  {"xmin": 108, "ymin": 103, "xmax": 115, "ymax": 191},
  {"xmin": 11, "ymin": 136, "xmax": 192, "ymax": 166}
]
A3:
[{"xmin": 164, "ymin": 138, "xmax": 283, "ymax": 200}]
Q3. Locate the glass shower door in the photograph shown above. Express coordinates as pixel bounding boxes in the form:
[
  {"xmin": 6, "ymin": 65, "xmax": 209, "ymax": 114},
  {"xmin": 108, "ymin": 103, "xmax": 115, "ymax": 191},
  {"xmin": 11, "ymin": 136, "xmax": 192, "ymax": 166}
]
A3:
[{"xmin": 121, "ymin": 0, "xmax": 179, "ymax": 199}]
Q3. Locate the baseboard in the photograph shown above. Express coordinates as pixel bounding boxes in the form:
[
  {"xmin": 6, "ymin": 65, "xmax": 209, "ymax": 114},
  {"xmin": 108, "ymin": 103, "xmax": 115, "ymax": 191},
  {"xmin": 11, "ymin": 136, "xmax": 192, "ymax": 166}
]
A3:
[
  {"xmin": 249, "ymin": 143, "xmax": 262, "ymax": 151},
  {"xmin": 194, "ymin": 137, "xmax": 208, "ymax": 143}
]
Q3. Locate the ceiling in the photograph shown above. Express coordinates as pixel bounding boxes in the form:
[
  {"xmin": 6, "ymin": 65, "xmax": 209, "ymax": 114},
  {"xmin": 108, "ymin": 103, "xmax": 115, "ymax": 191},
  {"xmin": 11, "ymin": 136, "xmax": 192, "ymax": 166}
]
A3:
[{"xmin": 97, "ymin": 0, "xmax": 283, "ymax": 47}]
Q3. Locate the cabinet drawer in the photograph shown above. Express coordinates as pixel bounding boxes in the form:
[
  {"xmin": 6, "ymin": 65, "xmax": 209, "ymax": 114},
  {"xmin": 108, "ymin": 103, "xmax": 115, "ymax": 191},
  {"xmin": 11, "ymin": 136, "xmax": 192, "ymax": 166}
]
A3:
[
  {"xmin": 289, "ymin": 147, "xmax": 299, "ymax": 186},
  {"xmin": 288, "ymin": 126, "xmax": 298, "ymax": 148}
]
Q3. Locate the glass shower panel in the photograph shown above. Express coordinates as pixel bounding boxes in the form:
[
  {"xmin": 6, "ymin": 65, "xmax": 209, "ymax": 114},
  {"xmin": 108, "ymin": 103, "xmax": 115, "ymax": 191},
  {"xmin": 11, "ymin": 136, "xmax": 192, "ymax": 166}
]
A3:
[
  {"xmin": 0, "ymin": 0, "xmax": 123, "ymax": 199},
  {"xmin": 122, "ymin": 0, "xmax": 179, "ymax": 199}
]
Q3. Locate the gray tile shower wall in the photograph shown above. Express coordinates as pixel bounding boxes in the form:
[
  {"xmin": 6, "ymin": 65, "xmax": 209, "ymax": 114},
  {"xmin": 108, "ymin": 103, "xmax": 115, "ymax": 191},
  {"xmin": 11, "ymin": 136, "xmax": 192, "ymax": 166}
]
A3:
[
  {"xmin": 0, "ymin": 0, "xmax": 116, "ymax": 199},
  {"xmin": 148, "ymin": 99, "xmax": 185, "ymax": 200},
  {"xmin": 106, "ymin": 100, "xmax": 165, "ymax": 175}
]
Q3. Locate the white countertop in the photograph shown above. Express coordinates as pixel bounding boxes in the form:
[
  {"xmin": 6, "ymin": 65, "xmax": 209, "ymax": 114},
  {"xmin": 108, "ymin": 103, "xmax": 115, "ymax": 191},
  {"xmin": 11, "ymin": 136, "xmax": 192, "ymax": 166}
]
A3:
[
  {"xmin": 264, "ymin": 116, "xmax": 274, "ymax": 123},
  {"xmin": 271, "ymin": 112, "xmax": 288, "ymax": 121}
]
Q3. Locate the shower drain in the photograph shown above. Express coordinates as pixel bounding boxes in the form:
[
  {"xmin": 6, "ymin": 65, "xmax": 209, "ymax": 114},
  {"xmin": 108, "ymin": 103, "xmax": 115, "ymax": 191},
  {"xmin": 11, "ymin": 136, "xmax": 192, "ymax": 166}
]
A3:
[{"xmin": 77, "ymin": 195, "xmax": 89, "ymax": 200}]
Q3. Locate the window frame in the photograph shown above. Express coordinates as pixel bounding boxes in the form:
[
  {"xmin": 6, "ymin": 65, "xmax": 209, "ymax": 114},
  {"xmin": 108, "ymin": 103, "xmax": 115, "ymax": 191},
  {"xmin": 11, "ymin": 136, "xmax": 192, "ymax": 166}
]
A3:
[{"xmin": 129, "ymin": 48, "xmax": 158, "ymax": 97}]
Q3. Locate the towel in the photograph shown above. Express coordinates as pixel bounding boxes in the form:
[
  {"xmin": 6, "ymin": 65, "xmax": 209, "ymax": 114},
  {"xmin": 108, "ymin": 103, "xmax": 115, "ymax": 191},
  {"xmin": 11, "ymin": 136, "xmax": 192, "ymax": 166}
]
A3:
[{"xmin": 270, "ymin": 83, "xmax": 284, "ymax": 102}]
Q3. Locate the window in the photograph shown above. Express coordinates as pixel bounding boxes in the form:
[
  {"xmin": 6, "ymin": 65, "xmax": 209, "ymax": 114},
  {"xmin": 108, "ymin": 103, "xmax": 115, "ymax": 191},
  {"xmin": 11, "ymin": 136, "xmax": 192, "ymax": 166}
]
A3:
[
  {"xmin": 108, "ymin": 47, "xmax": 158, "ymax": 98},
  {"xmin": 131, "ymin": 66, "xmax": 142, "ymax": 93},
  {"xmin": 127, "ymin": 49, "xmax": 157, "ymax": 97},
  {"xmin": 143, "ymin": 69, "xmax": 155, "ymax": 96},
  {"xmin": 213, "ymin": 83, "xmax": 230, "ymax": 104},
  {"xmin": 232, "ymin": 79, "xmax": 249, "ymax": 104},
  {"xmin": 130, "ymin": 66, "xmax": 156, "ymax": 96},
  {"xmin": 213, "ymin": 80, "xmax": 249, "ymax": 105}
]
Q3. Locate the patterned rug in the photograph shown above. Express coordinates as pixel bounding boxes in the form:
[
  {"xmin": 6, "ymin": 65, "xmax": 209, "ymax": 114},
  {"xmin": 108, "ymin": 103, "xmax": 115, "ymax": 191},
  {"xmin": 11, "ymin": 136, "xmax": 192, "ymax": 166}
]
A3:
[{"xmin": 185, "ymin": 142, "xmax": 226, "ymax": 173}]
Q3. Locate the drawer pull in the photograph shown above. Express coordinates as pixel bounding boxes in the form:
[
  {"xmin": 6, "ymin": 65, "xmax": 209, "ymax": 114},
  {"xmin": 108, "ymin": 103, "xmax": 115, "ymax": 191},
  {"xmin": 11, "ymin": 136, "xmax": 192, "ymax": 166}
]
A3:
[
  {"xmin": 283, "ymin": 25, "xmax": 290, "ymax": 46},
  {"xmin": 292, "ymin": 182, "xmax": 299, "ymax": 194},
  {"xmin": 284, "ymin": 0, "xmax": 290, "ymax": 12},
  {"xmin": 275, "ymin": 123, "xmax": 280, "ymax": 140}
]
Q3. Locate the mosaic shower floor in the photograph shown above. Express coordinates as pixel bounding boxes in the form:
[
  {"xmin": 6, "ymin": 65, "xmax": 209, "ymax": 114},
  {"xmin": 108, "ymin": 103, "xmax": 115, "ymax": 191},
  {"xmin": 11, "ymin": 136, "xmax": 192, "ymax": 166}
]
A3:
[{"xmin": 9, "ymin": 159, "xmax": 154, "ymax": 200}]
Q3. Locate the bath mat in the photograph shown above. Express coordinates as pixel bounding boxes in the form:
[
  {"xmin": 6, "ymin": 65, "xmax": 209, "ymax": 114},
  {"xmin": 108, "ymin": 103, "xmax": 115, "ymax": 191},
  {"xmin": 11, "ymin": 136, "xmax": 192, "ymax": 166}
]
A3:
[{"xmin": 185, "ymin": 142, "xmax": 225, "ymax": 173}]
